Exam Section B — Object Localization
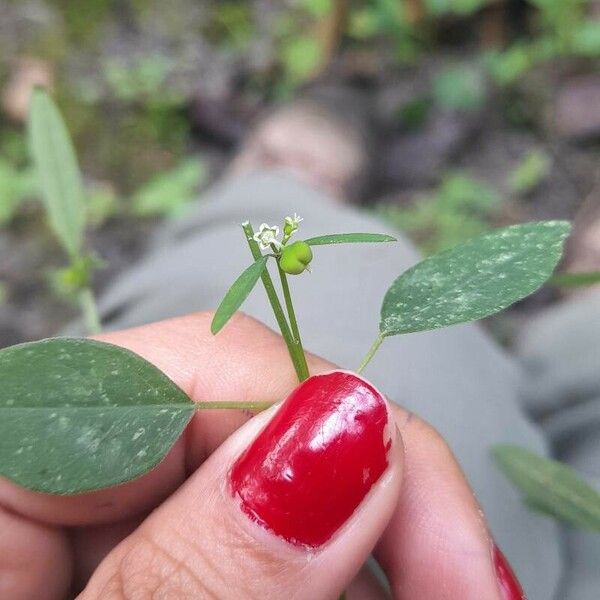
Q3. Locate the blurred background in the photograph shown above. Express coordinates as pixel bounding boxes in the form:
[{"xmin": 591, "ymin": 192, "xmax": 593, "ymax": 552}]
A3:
[{"xmin": 1, "ymin": 0, "xmax": 599, "ymax": 348}]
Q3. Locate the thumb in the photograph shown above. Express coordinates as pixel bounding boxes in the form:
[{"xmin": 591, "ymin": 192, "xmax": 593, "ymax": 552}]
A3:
[{"xmin": 80, "ymin": 371, "xmax": 402, "ymax": 600}]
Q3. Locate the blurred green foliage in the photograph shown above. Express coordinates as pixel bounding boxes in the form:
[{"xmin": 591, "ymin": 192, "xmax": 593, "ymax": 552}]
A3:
[
  {"xmin": 487, "ymin": 0, "xmax": 600, "ymax": 85},
  {"xmin": 2, "ymin": 0, "xmax": 599, "ymax": 235},
  {"xmin": 432, "ymin": 65, "xmax": 486, "ymax": 112},
  {"xmin": 377, "ymin": 173, "xmax": 502, "ymax": 254},
  {"xmin": 0, "ymin": 159, "xmax": 36, "ymax": 225},
  {"xmin": 131, "ymin": 159, "xmax": 208, "ymax": 218},
  {"xmin": 508, "ymin": 150, "xmax": 551, "ymax": 195}
]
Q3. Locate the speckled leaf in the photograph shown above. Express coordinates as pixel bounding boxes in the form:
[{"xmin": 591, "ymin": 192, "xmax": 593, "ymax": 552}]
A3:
[
  {"xmin": 380, "ymin": 221, "xmax": 570, "ymax": 336},
  {"xmin": 305, "ymin": 233, "xmax": 397, "ymax": 246},
  {"xmin": 0, "ymin": 338, "xmax": 194, "ymax": 494},
  {"xmin": 493, "ymin": 445, "xmax": 600, "ymax": 531}
]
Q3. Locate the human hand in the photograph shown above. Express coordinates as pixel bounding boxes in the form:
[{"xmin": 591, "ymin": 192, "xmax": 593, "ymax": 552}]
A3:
[{"xmin": 0, "ymin": 313, "xmax": 524, "ymax": 599}]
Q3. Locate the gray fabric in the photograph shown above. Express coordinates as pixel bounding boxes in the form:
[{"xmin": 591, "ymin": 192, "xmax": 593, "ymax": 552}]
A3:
[
  {"xmin": 519, "ymin": 290, "xmax": 600, "ymax": 600},
  {"xmin": 89, "ymin": 171, "xmax": 563, "ymax": 599}
]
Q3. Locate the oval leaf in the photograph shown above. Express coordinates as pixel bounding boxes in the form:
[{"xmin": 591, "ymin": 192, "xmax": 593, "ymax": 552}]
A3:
[
  {"xmin": 380, "ymin": 221, "xmax": 570, "ymax": 336},
  {"xmin": 211, "ymin": 256, "xmax": 269, "ymax": 334},
  {"xmin": 28, "ymin": 88, "xmax": 86, "ymax": 258},
  {"xmin": 493, "ymin": 445, "xmax": 600, "ymax": 531},
  {"xmin": 305, "ymin": 233, "xmax": 397, "ymax": 246},
  {"xmin": 0, "ymin": 338, "xmax": 194, "ymax": 494}
]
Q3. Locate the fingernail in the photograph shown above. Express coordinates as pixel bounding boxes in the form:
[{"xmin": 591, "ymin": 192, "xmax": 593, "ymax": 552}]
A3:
[
  {"xmin": 493, "ymin": 544, "xmax": 527, "ymax": 600},
  {"xmin": 229, "ymin": 370, "xmax": 392, "ymax": 547}
]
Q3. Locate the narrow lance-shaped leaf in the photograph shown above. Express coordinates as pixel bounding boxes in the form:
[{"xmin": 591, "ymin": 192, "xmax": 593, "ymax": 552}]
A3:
[
  {"xmin": 493, "ymin": 445, "xmax": 600, "ymax": 531},
  {"xmin": 28, "ymin": 88, "xmax": 86, "ymax": 258},
  {"xmin": 0, "ymin": 338, "xmax": 195, "ymax": 494},
  {"xmin": 305, "ymin": 233, "xmax": 397, "ymax": 246},
  {"xmin": 380, "ymin": 221, "xmax": 571, "ymax": 337},
  {"xmin": 211, "ymin": 256, "xmax": 269, "ymax": 334}
]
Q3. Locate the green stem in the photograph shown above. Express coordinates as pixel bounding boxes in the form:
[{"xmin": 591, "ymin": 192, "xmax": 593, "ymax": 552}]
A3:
[
  {"xmin": 242, "ymin": 223, "xmax": 309, "ymax": 382},
  {"xmin": 194, "ymin": 401, "xmax": 274, "ymax": 411},
  {"xmin": 357, "ymin": 333, "xmax": 385, "ymax": 374},
  {"xmin": 276, "ymin": 262, "xmax": 309, "ymax": 380},
  {"xmin": 78, "ymin": 287, "xmax": 101, "ymax": 335}
]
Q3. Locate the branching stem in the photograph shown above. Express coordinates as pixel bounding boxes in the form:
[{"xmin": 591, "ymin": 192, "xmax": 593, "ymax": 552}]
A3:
[{"xmin": 242, "ymin": 223, "xmax": 309, "ymax": 382}]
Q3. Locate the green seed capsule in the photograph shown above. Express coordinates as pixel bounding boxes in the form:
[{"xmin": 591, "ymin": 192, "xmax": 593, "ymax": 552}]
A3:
[{"xmin": 279, "ymin": 241, "xmax": 313, "ymax": 275}]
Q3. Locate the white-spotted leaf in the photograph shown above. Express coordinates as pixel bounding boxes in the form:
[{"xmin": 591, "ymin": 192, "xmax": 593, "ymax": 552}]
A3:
[
  {"xmin": 0, "ymin": 338, "xmax": 194, "ymax": 494},
  {"xmin": 380, "ymin": 221, "xmax": 570, "ymax": 336}
]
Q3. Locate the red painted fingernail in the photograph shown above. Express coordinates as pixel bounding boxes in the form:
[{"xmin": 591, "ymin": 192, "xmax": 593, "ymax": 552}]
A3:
[
  {"xmin": 493, "ymin": 544, "xmax": 527, "ymax": 600},
  {"xmin": 229, "ymin": 370, "xmax": 392, "ymax": 547}
]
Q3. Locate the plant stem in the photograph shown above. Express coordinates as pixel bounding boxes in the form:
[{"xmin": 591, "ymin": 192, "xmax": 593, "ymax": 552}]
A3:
[
  {"xmin": 78, "ymin": 287, "xmax": 101, "ymax": 334},
  {"xmin": 357, "ymin": 333, "xmax": 385, "ymax": 374},
  {"xmin": 242, "ymin": 223, "xmax": 309, "ymax": 382},
  {"xmin": 194, "ymin": 401, "xmax": 274, "ymax": 411},
  {"xmin": 276, "ymin": 262, "xmax": 309, "ymax": 379}
]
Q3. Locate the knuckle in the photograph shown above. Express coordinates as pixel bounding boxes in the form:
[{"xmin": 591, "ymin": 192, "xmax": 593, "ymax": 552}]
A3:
[
  {"xmin": 97, "ymin": 533, "xmax": 215, "ymax": 599},
  {"xmin": 100, "ymin": 517, "xmax": 295, "ymax": 600}
]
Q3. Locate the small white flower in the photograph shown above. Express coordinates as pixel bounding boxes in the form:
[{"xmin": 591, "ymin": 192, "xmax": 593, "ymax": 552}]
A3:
[
  {"xmin": 284, "ymin": 213, "xmax": 303, "ymax": 228},
  {"xmin": 253, "ymin": 223, "xmax": 281, "ymax": 250},
  {"xmin": 283, "ymin": 213, "xmax": 303, "ymax": 238}
]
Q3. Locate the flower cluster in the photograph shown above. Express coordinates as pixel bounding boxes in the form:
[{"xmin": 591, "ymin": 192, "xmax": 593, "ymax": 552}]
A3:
[{"xmin": 253, "ymin": 214, "xmax": 303, "ymax": 251}]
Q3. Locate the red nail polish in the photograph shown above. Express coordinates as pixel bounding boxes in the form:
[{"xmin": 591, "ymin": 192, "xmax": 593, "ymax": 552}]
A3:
[
  {"xmin": 229, "ymin": 370, "xmax": 392, "ymax": 547},
  {"xmin": 493, "ymin": 544, "xmax": 527, "ymax": 600}
]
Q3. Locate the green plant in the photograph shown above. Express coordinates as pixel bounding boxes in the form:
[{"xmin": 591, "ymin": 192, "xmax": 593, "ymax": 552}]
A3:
[
  {"xmin": 28, "ymin": 88, "xmax": 102, "ymax": 334},
  {"xmin": 494, "ymin": 446, "xmax": 600, "ymax": 531},
  {"xmin": 2, "ymin": 92, "xmax": 590, "ymax": 564},
  {"xmin": 103, "ymin": 55, "xmax": 181, "ymax": 105},
  {"xmin": 0, "ymin": 208, "xmax": 570, "ymax": 495},
  {"xmin": 486, "ymin": 0, "xmax": 600, "ymax": 86},
  {"xmin": 425, "ymin": 0, "xmax": 489, "ymax": 17},
  {"xmin": 0, "ymin": 159, "xmax": 36, "ymax": 225},
  {"xmin": 377, "ymin": 172, "xmax": 502, "ymax": 254},
  {"xmin": 508, "ymin": 149, "xmax": 551, "ymax": 195},
  {"xmin": 130, "ymin": 158, "xmax": 208, "ymax": 218},
  {"xmin": 348, "ymin": 0, "xmax": 422, "ymax": 63},
  {"xmin": 432, "ymin": 65, "xmax": 486, "ymax": 112}
]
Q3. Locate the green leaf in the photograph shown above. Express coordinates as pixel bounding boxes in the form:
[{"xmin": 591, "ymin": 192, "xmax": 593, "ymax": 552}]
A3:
[
  {"xmin": 0, "ymin": 338, "xmax": 194, "ymax": 494},
  {"xmin": 380, "ymin": 221, "xmax": 570, "ymax": 336},
  {"xmin": 211, "ymin": 256, "xmax": 269, "ymax": 334},
  {"xmin": 493, "ymin": 445, "xmax": 600, "ymax": 531},
  {"xmin": 131, "ymin": 158, "xmax": 207, "ymax": 218},
  {"xmin": 28, "ymin": 89, "xmax": 86, "ymax": 258},
  {"xmin": 281, "ymin": 36, "xmax": 322, "ymax": 84},
  {"xmin": 305, "ymin": 233, "xmax": 397, "ymax": 246},
  {"xmin": 551, "ymin": 271, "xmax": 600, "ymax": 288},
  {"xmin": 508, "ymin": 150, "xmax": 551, "ymax": 195}
]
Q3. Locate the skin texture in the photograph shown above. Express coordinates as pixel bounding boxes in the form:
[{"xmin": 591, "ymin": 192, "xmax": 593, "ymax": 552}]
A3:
[{"xmin": 0, "ymin": 312, "xmax": 517, "ymax": 599}]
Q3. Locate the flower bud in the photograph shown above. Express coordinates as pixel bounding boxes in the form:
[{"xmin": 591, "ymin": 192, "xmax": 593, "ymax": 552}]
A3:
[{"xmin": 279, "ymin": 241, "xmax": 313, "ymax": 275}]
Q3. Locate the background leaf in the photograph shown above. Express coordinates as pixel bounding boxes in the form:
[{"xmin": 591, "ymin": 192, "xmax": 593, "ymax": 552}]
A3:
[
  {"xmin": 0, "ymin": 338, "xmax": 194, "ymax": 494},
  {"xmin": 380, "ymin": 221, "xmax": 570, "ymax": 336},
  {"xmin": 28, "ymin": 89, "xmax": 86, "ymax": 258},
  {"xmin": 493, "ymin": 445, "xmax": 600, "ymax": 531},
  {"xmin": 550, "ymin": 271, "xmax": 600, "ymax": 288},
  {"xmin": 211, "ymin": 256, "xmax": 269, "ymax": 334},
  {"xmin": 305, "ymin": 233, "xmax": 397, "ymax": 246}
]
